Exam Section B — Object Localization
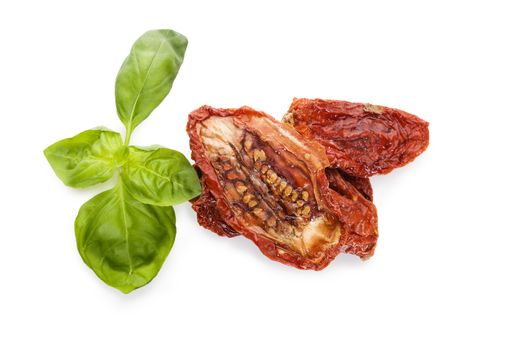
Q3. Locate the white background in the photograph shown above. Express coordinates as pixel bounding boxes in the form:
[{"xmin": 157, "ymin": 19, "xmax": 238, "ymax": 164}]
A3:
[{"xmin": 0, "ymin": 1, "xmax": 523, "ymax": 349}]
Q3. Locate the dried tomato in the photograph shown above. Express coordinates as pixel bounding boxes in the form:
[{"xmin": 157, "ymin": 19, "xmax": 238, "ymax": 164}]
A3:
[
  {"xmin": 187, "ymin": 105, "xmax": 378, "ymax": 269},
  {"xmin": 284, "ymin": 98, "xmax": 429, "ymax": 177}
]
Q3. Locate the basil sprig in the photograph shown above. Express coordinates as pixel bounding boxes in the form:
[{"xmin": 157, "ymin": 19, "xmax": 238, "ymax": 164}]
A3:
[{"xmin": 44, "ymin": 29, "xmax": 200, "ymax": 293}]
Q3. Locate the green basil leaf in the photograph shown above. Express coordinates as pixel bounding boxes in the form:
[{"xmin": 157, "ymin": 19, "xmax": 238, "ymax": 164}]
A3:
[
  {"xmin": 122, "ymin": 146, "xmax": 201, "ymax": 206},
  {"xmin": 115, "ymin": 29, "xmax": 188, "ymax": 135},
  {"xmin": 44, "ymin": 129, "xmax": 123, "ymax": 188},
  {"xmin": 75, "ymin": 180, "xmax": 176, "ymax": 293}
]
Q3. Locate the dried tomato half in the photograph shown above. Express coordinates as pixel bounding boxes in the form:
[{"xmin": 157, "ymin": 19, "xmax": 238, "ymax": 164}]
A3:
[
  {"xmin": 284, "ymin": 98, "xmax": 429, "ymax": 177},
  {"xmin": 188, "ymin": 106, "xmax": 378, "ymax": 269}
]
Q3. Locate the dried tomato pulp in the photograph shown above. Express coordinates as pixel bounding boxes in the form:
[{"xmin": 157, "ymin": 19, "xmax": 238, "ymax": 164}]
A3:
[
  {"xmin": 188, "ymin": 106, "xmax": 378, "ymax": 269},
  {"xmin": 193, "ymin": 166, "xmax": 374, "ymax": 239},
  {"xmin": 284, "ymin": 98, "xmax": 429, "ymax": 177}
]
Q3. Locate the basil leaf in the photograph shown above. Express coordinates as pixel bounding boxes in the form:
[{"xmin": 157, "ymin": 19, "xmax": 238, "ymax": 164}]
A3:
[
  {"xmin": 44, "ymin": 129, "xmax": 123, "ymax": 188},
  {"xmin": 75, "ymin": 180, "xmax": 176, "ymax": 293},
  {"xmin": 122, "ymin": 146, "xmax": 201, "ymax": 206},
  {"xmin": 115, "ymin": 29, "xmax": 188, "ymax": 135}
]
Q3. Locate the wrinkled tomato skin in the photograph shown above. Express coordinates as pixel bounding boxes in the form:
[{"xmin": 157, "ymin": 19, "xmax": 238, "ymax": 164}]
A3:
[
  {"xmin": 328, "ymin": 168, "xmax": 373, "ymax": 202},
  {"xmin": 191, "ymin": 176, "xmax": 240, "ymax": 238},
  {"xmin": 188, "ymin": 105, "xmax": 378, "ymax": 269},
  {"xmin": 284, "ymin": 98, "xmax": 429, "ymax": 177},
  {"xmin": 324, "ymin": 168, "xmax": 378, "ymax": 257}
]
